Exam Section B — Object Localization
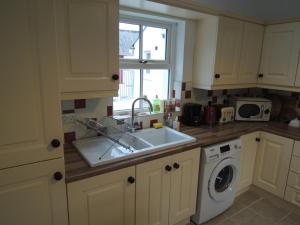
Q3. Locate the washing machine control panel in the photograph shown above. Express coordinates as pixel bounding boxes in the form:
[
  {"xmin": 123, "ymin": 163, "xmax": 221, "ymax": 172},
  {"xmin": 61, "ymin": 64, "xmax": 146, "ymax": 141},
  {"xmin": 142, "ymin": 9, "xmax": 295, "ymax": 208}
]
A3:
[{"xmin": 203, "ymin": 139, "xmax": 241, "ymax": 163}]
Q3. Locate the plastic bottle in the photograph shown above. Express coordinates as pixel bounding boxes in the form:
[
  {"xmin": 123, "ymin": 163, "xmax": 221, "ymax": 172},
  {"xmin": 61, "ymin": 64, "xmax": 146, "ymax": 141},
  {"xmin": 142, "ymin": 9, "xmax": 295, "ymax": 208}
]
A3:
[{"xmin": 152, "ymin": 95, "xmax": 161, "ymax": 113}]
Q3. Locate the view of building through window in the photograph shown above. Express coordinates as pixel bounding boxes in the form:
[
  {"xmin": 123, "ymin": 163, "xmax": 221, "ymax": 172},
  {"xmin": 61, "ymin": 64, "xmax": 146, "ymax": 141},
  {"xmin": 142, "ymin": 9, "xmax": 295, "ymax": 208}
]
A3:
[{"xmin": 114, "ymin": 19, "xmax": 172, "ymax": 111}]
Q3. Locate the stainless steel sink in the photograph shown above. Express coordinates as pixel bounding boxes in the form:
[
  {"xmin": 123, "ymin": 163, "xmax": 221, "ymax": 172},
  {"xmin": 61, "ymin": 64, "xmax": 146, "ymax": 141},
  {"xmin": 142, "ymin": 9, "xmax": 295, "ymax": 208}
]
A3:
[{"xmin": 73, "ymin": 127, "xmax": 196, "ymax": 167}]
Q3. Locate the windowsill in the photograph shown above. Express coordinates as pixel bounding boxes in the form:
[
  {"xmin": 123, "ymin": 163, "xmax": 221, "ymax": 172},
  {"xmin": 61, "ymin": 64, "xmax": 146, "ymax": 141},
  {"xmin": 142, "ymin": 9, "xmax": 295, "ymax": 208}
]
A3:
[{"xmin": 113, "ymin": 109, "xmax": 180, "ymax": 121}]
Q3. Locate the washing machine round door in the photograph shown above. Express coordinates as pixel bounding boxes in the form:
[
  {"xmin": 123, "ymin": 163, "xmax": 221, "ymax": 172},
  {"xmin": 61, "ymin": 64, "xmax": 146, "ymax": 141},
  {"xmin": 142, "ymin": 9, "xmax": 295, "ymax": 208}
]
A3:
[{"xmin": 208, "ymin": 157, "xmax": 239, "ymax": 202}]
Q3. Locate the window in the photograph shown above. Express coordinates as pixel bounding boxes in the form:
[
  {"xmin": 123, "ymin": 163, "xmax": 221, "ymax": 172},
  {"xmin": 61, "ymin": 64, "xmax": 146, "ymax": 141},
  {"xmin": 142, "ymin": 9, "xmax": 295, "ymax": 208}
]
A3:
[{"xmin": 114, "ymin": 16, "xmax": 174, "ymax": 111}]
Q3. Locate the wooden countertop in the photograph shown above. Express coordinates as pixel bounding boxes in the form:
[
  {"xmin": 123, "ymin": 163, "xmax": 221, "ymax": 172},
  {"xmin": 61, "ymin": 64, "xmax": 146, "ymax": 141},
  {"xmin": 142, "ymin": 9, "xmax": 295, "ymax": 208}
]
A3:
[{"xmin": 64, "ymin": 121, "xmax": 300, "ymax": 183}]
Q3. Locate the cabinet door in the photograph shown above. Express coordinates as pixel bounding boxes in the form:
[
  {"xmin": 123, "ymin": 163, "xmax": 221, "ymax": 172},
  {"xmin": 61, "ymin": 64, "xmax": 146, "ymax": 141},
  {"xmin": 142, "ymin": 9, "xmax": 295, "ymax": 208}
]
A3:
[
  {"xmin": 68, "ymin": 166, "xmax": 135, "ymax": 225},
  {"xmin": 0, "ymin": 159, "xmax": 68, "ymax": 225},
  {"xmin": 237, "ymin": 132, "xmax": 259, "ymax": 193},
  {"xmin": 259, "ymin": 23, "xmax": 300, "ymax": 86},
  {"xmin": 295, "ymin": 59, "xmax": 300, "ymax": 87},
  {"xmin": 214, "ymin": 17, "xmax": 243, "ymax": 85},
  {"xmin": 56, "ymin": 0, "xmax": 119, "ymax": 95},
  {"xmin": 136, "ymin": 156, "xmax": 172, "ymax": 225},
  {"xmin": 0, "ymin": 0, "xmax": 63, "ymax": 169},
  {"xmin": 169, "ymin": 148, "xmax": 200, "ymax": 225},
  {"xmin": 253, "ymin": 132, "xmax": 294, "ymax": 197},
  {"xmin": 238, "ymin": 23, "xmax": 264, "ymax": 84}
]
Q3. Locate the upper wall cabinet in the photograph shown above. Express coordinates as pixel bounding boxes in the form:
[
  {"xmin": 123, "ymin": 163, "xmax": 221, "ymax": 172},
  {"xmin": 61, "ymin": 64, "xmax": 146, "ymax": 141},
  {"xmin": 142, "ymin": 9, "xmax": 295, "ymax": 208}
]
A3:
[
  {"xmin": 0, "ymin": 0, "xmax": 63, "ymax": 169},
  {"xmin": 193, "ymin": 16, "xmax": 264, "ymax": 90},
  {"xmin": 55, "ymin": 0, "xmax": 119, "ymax": 99},
  {"xmin": 258, "ymin": 22, "xmax": 300, "ymax": 87}
]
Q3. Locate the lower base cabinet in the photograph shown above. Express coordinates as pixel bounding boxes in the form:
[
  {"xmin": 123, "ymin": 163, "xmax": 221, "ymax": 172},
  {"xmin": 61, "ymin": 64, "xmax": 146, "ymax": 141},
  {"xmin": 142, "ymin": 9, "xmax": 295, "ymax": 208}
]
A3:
[
  {"xmin": 67, "ymin": 166, "xmax": 135, "ymax": 225},
  {"xmin": 237, "ymin": 132, "xmax": 259, "ymax": 193},
  {"xmin": 0, "ymin": 158, "xmax": 68, "ymax": 225},
  {"xmin": 253, "ymin": 132, "xmax": 294, "ymax": 198},
  {"xmin": 67, "ymin": 148, "xmax": 200, "ymax": 225},
  {"xmin": 136, "ymin": 148, "xmax": 200, "ymax": 225}
]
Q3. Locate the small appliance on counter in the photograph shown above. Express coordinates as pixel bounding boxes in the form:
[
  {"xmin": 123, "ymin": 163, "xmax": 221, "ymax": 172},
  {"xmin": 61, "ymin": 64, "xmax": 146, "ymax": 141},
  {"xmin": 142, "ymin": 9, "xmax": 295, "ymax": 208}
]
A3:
[
  {"xmin": 232, "ymin": 97, "xmax": 272, "ymax": 121},
  {"xmin": 204, "ymin": 102, "xmax": 217, "ymax": 126},
  {"xmin": 182, "ymin": 103, "xmax": 203, "ymax": 126},
  {"xmin": 219, "ymin": 107, "xmax": 235, "ymax": 123}
]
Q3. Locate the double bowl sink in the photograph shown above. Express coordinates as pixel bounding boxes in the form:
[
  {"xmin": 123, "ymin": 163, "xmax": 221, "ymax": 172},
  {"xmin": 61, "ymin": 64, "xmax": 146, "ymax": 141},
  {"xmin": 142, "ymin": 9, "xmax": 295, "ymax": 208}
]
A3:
[{"xmin": 73, "ymin": 127, "xmax": 196, "ymax": 167}]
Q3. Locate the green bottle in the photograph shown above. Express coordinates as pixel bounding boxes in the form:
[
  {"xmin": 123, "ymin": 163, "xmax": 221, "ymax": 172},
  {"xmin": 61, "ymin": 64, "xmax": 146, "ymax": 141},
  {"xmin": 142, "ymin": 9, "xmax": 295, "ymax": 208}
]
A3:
[{"xmin": 152, "ymin": 95, "xmax": 161, "ymax": 113}]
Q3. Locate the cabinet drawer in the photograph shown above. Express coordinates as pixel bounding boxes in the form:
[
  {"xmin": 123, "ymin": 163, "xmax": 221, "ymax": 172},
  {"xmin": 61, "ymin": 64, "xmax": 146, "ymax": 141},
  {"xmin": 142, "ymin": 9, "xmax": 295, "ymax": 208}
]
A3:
[
  {"xmin": 290, "ymin": 156, "xmax": 300, "ymax": 174},
  {"xmin": 285, "ymin": 186, "xmax": 300, "ymax": 207},
  {"xmin": 293, "ymin": 141, "xmax": 300, "ymax": 157},
  {"xmin": 287, "ymin": 171, "xmax": 300, "ymax": 190}
]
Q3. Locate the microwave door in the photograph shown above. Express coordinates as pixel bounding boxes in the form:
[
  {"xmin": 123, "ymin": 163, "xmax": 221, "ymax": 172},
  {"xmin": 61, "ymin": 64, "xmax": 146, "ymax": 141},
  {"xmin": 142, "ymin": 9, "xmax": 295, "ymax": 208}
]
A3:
[{"xmin": 239, "ymin": 104, "xmax": 260, "ymax": 119}]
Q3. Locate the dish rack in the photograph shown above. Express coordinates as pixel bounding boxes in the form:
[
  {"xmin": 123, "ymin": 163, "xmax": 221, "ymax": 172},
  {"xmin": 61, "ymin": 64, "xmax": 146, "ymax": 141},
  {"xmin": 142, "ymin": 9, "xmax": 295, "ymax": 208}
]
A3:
[{"xmin": 76, "ymin": 117, "xmax": 149, "ymax": 160}]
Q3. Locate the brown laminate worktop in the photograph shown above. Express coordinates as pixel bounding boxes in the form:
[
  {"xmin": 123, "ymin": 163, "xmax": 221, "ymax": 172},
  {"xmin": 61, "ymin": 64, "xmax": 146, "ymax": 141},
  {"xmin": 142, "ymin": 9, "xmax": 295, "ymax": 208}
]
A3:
[{"xmin": 64, "ymin": 121, "xmax": 300, "ymax": 183}]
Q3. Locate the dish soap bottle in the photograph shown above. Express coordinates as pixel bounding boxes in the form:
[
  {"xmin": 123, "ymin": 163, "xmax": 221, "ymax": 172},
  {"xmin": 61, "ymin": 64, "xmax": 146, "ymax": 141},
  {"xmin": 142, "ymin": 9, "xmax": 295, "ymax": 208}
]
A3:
[{"xmin": 152, "ymin": 95, "xmax": 161, "ymax": 113}]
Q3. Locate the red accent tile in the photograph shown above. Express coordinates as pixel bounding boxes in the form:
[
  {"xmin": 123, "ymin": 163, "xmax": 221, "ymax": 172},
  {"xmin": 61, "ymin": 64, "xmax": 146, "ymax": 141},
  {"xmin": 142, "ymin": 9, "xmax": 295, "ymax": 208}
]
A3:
[
  {"xmin": 185, "ymin": 90, "xmax": 191, "ymax": 99},
  {"xmin": 74, "ymin": 99, "xmax": 86, "ymax": 109},
  {"xmin": 208, "ymin": 90, "xmax": 213, "ymax": 97},
  {"xmin": 172, "ymin": 90, "xmax": 176, "ymax": 98},
  {"xmin": 107, "ymin": 106, "xmax": 113, "ymax": 117},
  {"xmin": 64, "ymin": 132, "xmax": 76, "ymax": 144},
  {"xmin": 175, "ymin": 99, "xmax": 181, "ymax": 107},
  {"xmin": 181, "ymin": 82, "xmax": 186, "ymax": 91},
  {"xmin": 178, "ymin": 116, "xmax": 183, "ymax": 123},
  {"xmin": 222, "ymin": 89, "xmax": 228, "ymax": 95},
  {"xmin": 212, "ymin": 96, "xmax": 218, "ymax": 103},
  {"xmin": 150, "ymin": 119, "xmax": 158, "ymax": 128},
  {"xmin": 62, "ymin": 109, "xmax": 75, "ymax": 114}
]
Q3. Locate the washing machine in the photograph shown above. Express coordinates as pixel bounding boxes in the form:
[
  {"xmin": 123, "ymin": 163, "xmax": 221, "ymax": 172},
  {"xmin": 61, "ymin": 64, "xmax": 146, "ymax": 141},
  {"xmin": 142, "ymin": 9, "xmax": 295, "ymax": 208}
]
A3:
[{"xmin": 192, "ymin": 139, "xmax": 242, "ymax": 224}]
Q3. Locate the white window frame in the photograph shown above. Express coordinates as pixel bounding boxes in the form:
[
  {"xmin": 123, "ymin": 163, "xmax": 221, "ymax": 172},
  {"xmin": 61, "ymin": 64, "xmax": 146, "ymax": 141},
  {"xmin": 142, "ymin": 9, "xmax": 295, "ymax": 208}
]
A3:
[{"xmin": 115, "ymin": 14, "xmax": 176, "ymax": 113}]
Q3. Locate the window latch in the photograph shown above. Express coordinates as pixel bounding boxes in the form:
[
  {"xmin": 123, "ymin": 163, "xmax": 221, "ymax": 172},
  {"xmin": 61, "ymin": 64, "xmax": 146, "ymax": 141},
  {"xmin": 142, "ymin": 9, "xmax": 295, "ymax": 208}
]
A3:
[{"xmin": 139, "ymin": 60, "xmax": 148, "ymax": 64}]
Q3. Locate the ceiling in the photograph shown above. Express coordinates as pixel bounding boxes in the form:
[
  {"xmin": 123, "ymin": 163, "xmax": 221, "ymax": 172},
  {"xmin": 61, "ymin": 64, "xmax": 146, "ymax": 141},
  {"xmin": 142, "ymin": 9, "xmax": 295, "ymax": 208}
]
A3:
[{"xmin": 192, "ymin": 0, "xmax": 300, "ymax": 22}]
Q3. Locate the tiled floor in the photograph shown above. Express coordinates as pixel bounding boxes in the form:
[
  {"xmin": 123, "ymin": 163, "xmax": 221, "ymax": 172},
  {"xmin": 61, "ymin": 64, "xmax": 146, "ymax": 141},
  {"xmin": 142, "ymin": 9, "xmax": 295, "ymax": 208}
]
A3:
[{"xmin": 190, "ymin": 187, "xmax": 300, "ymax": 225}]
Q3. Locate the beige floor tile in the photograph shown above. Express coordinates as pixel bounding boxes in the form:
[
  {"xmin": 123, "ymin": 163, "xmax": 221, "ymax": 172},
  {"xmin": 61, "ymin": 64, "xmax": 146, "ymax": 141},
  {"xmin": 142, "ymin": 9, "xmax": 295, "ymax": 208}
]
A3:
[
  {"xmin": 201, "ymin": 213, "xmax": 228, "ymax": 225},
  {"xmin": 224, "ymin": 200, "xmax": 247, "ymax": 217},
  {"xmin": 249, "ymin": 198, "xmax": 289, "ymax": 223},
  {"xmin": 218, "ymin": 219, "xmax": 238, "ymax": 225},
  {"xmin": 277, "ymin": 212, "xmax": 300, "ymax": 225},
  {"xmin": 236, "ymin": 190, "xmax": 261, "ymax": 206},
  {"xmin": 230, "ymin": 208, "xmax": 272, "ymax": 225}
]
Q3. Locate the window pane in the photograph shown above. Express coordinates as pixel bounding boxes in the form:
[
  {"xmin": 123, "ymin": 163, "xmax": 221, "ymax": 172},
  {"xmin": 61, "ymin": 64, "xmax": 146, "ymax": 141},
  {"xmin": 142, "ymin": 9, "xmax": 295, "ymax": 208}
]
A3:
[
  {"xmin": 119, "ymin": 22, "xmax": 140, "ymax": 59},
  {"xmin": 143, "ymin": 69, "xmax": 169, "ymax": 102},
  {"xmin": 113, "ymin": 69, "xmax": 140, "ymax": 110},
  {"xmin": 142, "ymin": 26, "xmax": 167, "ymax": 61}
]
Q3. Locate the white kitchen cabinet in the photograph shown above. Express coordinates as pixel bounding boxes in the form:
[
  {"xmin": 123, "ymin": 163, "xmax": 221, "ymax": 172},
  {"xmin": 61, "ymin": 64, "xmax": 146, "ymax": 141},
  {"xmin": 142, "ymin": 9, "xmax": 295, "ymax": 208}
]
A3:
[
  {"xmin": 68, "ymin": 166, "xmax": 135, "ymax": 225},
  {"xmin": 253, "ymin": 132, "xmax": 294, "ymax": 198},
  {"xmin": 193, "ymin": 16, "xmax": 263, "ymax": 89},
  {"xmin": 258, "ymin": 22, "xmax": 300, "ymax": 87},
  {"xmin": 0, "ymin": 0, "xmax": 63, "ymax": 169},
  {"xmin": 0, "ymin": 158, "xmax": 68, "ymax": 225},
  {"xmin": 237, "ymin": 132, "xmax": 259, "ymax": 193},
  {"xmin": 136, "ymin": 148, "xmax": 200, "ymax": 225},
  {"xmin": 238, "ymin": 23, "xmax": 264, "ymax": 84},
  {"xmin": 55, "ymin": 0, "xmax": 119, "ymax": 99}
]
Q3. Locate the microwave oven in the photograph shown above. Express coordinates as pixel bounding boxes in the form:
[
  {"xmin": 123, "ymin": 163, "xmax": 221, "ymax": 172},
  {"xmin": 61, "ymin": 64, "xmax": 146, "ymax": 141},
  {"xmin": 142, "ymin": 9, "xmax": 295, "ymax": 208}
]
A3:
[{"xmin": 233, "ymin": 97, "xmax": 272, "ymax": 121}]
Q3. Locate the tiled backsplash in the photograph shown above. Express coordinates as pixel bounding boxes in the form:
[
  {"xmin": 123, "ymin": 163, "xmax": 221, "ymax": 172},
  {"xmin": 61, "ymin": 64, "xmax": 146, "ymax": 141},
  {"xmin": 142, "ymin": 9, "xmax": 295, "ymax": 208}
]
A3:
[{"xmin": 61, "ymin": 82, "xmax": 300, "ymax": 144}]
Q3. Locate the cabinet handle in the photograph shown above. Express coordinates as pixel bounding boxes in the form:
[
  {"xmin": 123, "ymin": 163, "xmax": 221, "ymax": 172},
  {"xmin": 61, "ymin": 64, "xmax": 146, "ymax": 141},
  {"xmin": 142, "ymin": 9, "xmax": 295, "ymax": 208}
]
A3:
[
  {"xmin": 255, "ymin": 138, "xmax": 261, "ymax": 142},
  {"xmin": 258, "ymin": 74, "xmax": 264, "ymax": 78},
  {"xmin": 139, "ymin": 60, "xmax": 148, "ymax": 64},
  {"xmin": 173, "ymin": 162, "xmax": 180, "ymax": 169},
  {"xmin": 165, "ymin": 165, "xmax": 172, "ymax": 172},
  {"xmin": 51, "ymin": 139, "xmax": 60, "ymax": 148},
  {"xmin": 53, "ymin": 172, "xmax": 63, "ymax": 181},
  {"xmin": 112, "ymin": 74, "xmax": 119, "ymax": 80},
  {"xmin": 127, "ymin": 176, "xmax": 135, "ymax": 184},
  {"xmin": 214, "ymin": 74, "xmax": 220, "ymax": 79}
]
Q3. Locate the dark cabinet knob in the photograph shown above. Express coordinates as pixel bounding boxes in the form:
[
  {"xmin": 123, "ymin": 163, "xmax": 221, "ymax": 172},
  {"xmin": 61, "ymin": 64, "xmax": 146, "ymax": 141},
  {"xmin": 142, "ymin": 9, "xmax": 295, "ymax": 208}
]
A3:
[
  {"xmin": 112, "ymin": 74, "xmax": 119, "ymax": 80},
  {"xmin": 165, "ymin": 165, "xmax": 172, "ymax": 172},
  {"xmin": 258, "ymin": 74, "xmax": 264, "ymax": 78},
  {"xmin": 127, "ymin": 176, "xmax": 135, "ymax": 184},
  {"xmin": 256, "ymin": 138, "xmax": 261, "ymax": 142},
  {"xmin": 53, "ymin": 172, "xmax": 63, "ymax": 181},
  {"xmin": 215, "ymin": 74, "xmax": 220, "ymax": 79},
  {"xmin": 51, "ymin": 139, "xmax": 60, "ymax": 148},
  {"xmin": 173, "ymin": 162, "xmax": 180, "ymax": 169}
]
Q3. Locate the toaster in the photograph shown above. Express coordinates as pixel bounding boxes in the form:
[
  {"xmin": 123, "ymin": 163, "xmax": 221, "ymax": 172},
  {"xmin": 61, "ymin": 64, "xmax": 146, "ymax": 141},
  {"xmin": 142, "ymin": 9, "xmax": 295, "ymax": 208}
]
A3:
[{"xmin": 219, "ymin": 107, "xmax": 235, "ymax": 123}]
